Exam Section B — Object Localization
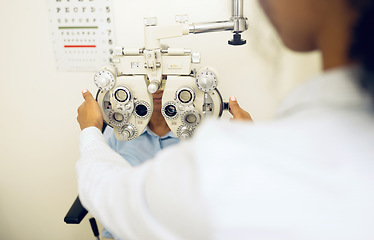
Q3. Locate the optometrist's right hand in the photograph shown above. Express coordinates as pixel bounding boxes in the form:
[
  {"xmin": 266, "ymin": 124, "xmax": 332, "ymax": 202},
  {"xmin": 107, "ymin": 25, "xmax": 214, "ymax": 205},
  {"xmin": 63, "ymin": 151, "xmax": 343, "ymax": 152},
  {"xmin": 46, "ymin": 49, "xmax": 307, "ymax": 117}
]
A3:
[
  {"xmin": 77, "ymin": 89, "xmax": 103, "ymax": 131},
  {"xmin": 229, "ymin": 96, "xmax": 253, "ymax": 121}
]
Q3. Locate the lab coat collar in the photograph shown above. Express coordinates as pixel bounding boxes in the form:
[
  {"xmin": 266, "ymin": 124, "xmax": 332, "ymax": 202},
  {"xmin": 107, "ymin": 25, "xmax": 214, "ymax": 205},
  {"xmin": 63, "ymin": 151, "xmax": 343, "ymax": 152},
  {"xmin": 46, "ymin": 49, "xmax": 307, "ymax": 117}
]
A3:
[{"xmin": 276, "ymin": 65, "xmax": 372, "ymax": 117}]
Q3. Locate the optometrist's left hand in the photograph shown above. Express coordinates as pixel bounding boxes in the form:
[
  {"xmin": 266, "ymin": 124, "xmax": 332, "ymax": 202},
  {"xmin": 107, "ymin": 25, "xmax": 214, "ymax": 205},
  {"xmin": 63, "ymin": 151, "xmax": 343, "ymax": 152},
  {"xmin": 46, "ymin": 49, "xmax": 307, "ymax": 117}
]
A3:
[{"xmin": 77, "ymin": 89, "xmax": 103, "ymax": 131}]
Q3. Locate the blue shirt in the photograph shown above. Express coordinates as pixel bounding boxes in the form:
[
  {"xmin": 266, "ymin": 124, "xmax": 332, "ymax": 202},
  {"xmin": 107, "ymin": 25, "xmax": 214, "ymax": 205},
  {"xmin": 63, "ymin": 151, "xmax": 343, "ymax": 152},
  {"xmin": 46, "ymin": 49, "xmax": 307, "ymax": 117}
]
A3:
[{"xmin": 103, "ymin": 126, "xmax": 180, "ymax": 166}]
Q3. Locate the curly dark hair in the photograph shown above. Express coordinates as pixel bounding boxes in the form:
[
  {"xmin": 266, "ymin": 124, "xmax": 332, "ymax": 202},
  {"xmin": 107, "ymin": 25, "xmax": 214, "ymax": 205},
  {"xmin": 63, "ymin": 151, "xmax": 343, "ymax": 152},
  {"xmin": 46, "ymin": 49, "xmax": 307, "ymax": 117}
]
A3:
[{"xmin": 348, "ymin": 0, "xmax": 374, "ymax": 100}]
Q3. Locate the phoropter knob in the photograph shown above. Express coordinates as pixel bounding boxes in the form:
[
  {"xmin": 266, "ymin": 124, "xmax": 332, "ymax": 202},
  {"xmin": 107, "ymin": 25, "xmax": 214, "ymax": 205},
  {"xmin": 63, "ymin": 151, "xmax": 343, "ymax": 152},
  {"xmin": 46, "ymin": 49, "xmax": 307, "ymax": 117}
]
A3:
[
  {"xmin": 119, "ymin": 123, "xmax": 138, "ymax": 141},
  {"xmin": 148, "ymin": 80, "xmax": 160, "ymax": 93},
  {"xmin": 177, "ymin": 125, "xmax": 194, "ymax": 140},
  {"xmin": 196, "ymin": 68, "xmax": 218, "ymax": 93},
  {"xmin": 94, "ymin": 67, "xmax": 116, "ymax": 91}
]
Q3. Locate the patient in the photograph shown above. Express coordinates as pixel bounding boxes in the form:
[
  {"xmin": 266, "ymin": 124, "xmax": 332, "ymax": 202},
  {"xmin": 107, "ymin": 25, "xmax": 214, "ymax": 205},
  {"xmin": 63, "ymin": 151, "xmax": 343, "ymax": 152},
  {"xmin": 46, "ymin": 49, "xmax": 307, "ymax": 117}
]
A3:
[{"xmin": 103, "ymin": 77, "xmax": 180, "ymax": 166}]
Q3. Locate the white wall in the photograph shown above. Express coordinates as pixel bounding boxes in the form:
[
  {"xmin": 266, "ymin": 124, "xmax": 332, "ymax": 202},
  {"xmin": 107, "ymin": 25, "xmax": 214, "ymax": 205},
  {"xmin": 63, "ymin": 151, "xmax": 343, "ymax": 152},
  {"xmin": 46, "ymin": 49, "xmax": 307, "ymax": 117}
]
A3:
[{"xmin": 0, "ymin": 0, "xmax": 320, "ymax": 239}]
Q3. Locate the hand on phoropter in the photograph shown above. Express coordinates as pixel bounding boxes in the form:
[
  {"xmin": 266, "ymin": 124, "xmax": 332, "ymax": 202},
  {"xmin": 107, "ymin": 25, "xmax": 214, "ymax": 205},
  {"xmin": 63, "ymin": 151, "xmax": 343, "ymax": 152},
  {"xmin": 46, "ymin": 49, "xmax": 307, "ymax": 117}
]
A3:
[
  {"xmin": 229, "ymin": 96, "xmax": 253, "ymax": 121},
  {"xmin": 77, "ymin": 89, "xmax": 103, "ymax": 131}
]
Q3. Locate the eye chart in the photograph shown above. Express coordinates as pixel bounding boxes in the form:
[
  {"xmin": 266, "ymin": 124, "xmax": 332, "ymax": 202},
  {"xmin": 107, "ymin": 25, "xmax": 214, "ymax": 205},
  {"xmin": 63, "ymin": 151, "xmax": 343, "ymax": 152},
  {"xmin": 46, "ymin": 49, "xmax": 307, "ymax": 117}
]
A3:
[{"xmin": 48, "ymin": 0, "xmax": 115, "ymax": 71}]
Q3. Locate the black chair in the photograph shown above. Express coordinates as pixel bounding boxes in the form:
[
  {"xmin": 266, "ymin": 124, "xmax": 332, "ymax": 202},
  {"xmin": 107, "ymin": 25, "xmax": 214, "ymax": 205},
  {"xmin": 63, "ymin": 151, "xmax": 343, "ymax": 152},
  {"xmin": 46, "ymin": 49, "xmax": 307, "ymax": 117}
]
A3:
[{"xmin": 64, "ymin": 196, "xmax": 88, "ymax": 224}]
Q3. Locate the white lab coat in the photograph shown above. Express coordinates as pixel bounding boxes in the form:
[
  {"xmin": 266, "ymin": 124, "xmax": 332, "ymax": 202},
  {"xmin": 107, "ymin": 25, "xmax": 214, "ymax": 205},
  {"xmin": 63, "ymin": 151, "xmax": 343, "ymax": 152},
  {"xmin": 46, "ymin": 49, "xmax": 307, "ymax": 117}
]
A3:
[{"xmin": 77, "ymin": 66, "xmax": 374, "ymax": 240}]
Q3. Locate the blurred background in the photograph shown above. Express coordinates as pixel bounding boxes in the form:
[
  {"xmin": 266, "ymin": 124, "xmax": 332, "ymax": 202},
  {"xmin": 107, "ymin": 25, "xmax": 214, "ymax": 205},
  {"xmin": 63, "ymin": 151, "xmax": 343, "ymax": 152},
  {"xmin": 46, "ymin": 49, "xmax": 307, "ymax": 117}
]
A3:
[{"xmin": 0, "ymin": 0, "xmax": 320, "ymax": 239}]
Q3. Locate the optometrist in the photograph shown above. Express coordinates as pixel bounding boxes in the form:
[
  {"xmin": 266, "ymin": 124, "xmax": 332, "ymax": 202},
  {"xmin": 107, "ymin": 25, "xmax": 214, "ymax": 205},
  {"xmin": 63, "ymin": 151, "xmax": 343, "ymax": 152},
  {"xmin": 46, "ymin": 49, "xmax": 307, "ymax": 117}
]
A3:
[{"xmin": 76, "ymin": 0, "xmax": 374, "ymax": 239}]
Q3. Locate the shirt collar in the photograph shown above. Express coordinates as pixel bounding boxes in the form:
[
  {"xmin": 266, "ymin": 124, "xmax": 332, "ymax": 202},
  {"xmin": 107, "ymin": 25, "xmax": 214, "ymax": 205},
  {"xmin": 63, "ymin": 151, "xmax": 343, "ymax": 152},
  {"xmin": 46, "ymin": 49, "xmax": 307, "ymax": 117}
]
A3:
[
  {"xmin": 141, "ymin": 125, "xmax": 178, "ymax": 139},
  {"xmin": 276, "ymin": 65, "xmax": 372, "ymax": 117}
]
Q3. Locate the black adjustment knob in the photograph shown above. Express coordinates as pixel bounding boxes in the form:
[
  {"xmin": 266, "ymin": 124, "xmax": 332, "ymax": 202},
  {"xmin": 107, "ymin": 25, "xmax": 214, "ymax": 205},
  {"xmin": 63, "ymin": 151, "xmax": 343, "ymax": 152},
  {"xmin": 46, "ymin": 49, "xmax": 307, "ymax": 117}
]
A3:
[{"xmin": 228, "ymin": 33, "xmax": 247, "ymax": 46}]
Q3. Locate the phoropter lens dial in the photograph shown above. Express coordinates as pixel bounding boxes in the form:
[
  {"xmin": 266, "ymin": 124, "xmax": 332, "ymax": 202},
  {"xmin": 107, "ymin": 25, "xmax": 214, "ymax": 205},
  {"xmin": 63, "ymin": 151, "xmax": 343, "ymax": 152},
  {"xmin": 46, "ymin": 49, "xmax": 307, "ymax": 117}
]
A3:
[
  {"xmin": 108, "ymin": 110, "xmax": 127, "ymax": 127},
  {"xmin": 176, "ymin": 87, "xmax": 195, "ymax": 104},
  {"xmin": 165, "ymin": 105, "xmax": 177, "ymax": 117},
  {"xmin": 181, "ymin": 109, "xmax": 201, "ymax": 127},
  {"xmin": 134, "ymin": 100, "xmax": 151, "ymax": 119},
  {"xmin": 161, "ymin": 102, "xmax": 178, "ymax": 120},
  {"xmin": 113, "ymin": 86, "xmax": 131, "ymax": 104}
]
